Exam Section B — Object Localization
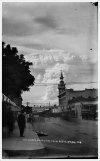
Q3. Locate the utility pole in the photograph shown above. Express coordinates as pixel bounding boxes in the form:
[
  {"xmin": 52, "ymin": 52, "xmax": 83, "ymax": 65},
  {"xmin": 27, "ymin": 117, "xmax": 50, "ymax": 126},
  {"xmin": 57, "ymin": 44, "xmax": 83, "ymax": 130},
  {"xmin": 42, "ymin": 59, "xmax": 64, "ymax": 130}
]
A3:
[
  {"xmin": 26, "ymin": 102, "xmax": 30, "ymax": 106},
  {"xmin": 49, "ymin": 101, "xmax": 50, "ymax": 108}
]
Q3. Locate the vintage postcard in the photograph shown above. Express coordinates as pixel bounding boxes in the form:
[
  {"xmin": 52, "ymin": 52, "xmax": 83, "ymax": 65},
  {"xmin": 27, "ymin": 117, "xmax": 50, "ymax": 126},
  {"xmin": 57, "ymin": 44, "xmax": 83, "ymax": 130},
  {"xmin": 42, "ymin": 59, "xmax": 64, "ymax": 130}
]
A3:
[{"xmin": 1, "ymin": 1, "xmax": 98, "ymax": 159}]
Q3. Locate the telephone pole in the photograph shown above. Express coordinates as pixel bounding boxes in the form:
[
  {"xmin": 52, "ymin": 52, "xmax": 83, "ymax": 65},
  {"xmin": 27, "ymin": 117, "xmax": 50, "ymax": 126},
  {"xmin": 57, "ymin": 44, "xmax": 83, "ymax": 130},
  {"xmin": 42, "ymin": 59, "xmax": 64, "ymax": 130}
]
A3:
[
  {"xmin": 26, "ymin": 102, "xmax": 30, "ymax": 106},
  {"xmin": 49, "ymin": 101, "xmax": 50, "ymax": 107}
]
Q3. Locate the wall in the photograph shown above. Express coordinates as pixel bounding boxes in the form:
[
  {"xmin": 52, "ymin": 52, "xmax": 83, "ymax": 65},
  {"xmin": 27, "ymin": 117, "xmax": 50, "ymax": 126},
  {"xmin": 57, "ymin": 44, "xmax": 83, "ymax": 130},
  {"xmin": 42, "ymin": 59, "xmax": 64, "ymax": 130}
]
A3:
[
  {"xmin": 67, "ymin": 89, "xmax": 97, "ymax": 100},
  {"xmin": 58, "ymin": 88, "xmax": 98, "ymax": 109}
]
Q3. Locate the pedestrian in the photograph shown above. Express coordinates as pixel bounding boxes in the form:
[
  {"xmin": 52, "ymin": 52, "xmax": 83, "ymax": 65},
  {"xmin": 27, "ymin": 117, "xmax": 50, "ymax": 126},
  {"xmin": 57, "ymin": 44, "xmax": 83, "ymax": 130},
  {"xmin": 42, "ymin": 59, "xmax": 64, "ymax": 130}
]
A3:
[{"xmin": 17, "ymin": 110, "xmax": 26, "ymax": 137}]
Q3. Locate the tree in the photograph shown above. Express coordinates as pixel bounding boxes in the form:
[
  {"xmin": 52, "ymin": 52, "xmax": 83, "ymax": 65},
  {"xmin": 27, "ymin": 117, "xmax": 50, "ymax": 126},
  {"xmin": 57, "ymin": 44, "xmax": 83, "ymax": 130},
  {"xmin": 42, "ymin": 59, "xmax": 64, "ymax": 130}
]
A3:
[
  {"xmin": 2, "ymin": 42, "xmax": 35, "ymax": 98},
  {"xmin": 24, "ymin": 106, "xmax": 32, "ymax": 114}
]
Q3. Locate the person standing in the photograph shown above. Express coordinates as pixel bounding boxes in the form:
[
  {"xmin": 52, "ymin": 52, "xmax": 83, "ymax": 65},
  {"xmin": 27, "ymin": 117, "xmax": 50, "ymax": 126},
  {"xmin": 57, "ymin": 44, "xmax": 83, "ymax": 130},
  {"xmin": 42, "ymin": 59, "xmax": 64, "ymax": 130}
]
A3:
[{"xmin": 17, "ymin": 111, "xmax": 26, "ymax": 137}]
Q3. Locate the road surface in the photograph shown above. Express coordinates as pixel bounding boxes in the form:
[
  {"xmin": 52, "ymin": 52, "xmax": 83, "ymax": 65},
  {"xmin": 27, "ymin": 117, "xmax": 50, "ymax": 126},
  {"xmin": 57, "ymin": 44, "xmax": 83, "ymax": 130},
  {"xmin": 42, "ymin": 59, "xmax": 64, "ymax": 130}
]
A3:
[{"xmin": 32, "ymin": 116, "xmax": 98, "ymax": 158}]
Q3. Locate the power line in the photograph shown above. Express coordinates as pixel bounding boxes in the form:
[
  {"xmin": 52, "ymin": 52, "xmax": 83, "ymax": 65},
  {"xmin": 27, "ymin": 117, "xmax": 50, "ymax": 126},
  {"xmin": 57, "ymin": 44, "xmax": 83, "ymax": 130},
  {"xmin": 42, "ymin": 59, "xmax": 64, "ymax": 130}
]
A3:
[
  {"xmin": 34, "ymin": 83, "xmax": 58, "ymax": 86},
  {"xmin": 33, "ymin": 103, "xmax": 50, "ymax": 104},
  {"xmin": 23, "ymin": 103, "xmax": 58, "ymax": 106},
  {"xmin": 66, "ymin": 81, "xmax": 97, "ymax": 85},
  {"xmin": 34, "ymin": 82, "xmax": 97, "ymax": 86}
]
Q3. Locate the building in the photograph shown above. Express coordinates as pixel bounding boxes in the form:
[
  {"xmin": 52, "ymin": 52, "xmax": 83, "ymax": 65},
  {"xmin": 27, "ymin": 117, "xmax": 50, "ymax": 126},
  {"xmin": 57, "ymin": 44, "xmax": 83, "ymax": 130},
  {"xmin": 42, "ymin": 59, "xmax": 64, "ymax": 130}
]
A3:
[
  {"xmin": 32, "ymin": 105, "xmax": 50, "ymax": 113},
  {"xmin": 2, "ymin": 93, "xmax": 20, "ymax": 111},
  {"xmin": 58, "ymin": 72, "xmax": 98, "ymax": 110},
  {"xmin": 68, "ymin": 97, "xmax": 98, "ymax": 120},
  {"xmin": 2, "ymin": 94, "xmax": 20, "ymax": 128}
]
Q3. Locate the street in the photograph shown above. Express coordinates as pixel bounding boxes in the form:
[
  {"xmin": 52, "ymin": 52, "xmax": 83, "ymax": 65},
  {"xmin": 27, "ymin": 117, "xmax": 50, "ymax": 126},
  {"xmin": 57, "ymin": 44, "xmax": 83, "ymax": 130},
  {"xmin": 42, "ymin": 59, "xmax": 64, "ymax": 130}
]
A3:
[{"xmin": 32, "ymin": 116, "xmax": 98, "ymax": 158}]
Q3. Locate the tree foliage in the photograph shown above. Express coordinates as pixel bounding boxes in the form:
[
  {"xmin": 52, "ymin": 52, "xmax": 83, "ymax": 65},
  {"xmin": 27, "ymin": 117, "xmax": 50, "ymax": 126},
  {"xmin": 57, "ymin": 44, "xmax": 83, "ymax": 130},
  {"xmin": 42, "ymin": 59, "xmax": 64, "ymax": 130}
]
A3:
[
  {"xmin": 2, "ymin": 42, "xmax": 35, "ymax": 97},
  {"xmin": 24, "ymin": 106, "xmax": 32, "ymax": 114}
]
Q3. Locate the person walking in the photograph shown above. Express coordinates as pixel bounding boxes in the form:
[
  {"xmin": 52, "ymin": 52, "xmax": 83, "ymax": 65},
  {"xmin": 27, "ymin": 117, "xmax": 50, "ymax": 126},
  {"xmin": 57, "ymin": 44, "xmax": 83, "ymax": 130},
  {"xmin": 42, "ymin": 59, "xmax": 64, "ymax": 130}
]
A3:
[{"xmin": 17, "ymin": 111, "xmax": 26, "ymax": 137}]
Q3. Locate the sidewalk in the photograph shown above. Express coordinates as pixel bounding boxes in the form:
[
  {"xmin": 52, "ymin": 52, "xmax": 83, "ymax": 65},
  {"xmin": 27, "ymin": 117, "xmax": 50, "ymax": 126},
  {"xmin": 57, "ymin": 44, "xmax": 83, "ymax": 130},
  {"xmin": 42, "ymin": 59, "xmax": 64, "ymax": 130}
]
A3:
[{"xmin": 2, "ymin": 121, "xmax": 45, "ymax": 158}]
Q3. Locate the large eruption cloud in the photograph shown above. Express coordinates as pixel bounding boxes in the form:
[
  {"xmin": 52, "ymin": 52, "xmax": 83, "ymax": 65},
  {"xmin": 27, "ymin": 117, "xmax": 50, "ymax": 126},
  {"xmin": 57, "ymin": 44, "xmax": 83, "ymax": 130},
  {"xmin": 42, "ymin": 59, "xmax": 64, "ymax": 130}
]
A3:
[{"xmin": 24, "ymin": 49, "xmax": 97, "ymax": 104}]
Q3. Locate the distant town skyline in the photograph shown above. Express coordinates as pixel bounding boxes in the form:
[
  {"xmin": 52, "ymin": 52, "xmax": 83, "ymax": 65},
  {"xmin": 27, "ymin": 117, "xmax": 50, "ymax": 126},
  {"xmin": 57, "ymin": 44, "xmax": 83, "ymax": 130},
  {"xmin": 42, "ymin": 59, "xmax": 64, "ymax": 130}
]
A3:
[{"xmin": 2, "ymin": 2, "xmax": 98, "ymax": 105}]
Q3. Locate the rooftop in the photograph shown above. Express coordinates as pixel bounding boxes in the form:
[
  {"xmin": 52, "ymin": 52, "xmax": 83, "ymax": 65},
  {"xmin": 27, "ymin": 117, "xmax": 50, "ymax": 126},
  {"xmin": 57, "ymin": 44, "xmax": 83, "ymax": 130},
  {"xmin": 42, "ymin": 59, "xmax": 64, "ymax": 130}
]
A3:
[{"xmin": 68, "ymin": 96, "xmax": 98, "ymax": 104}]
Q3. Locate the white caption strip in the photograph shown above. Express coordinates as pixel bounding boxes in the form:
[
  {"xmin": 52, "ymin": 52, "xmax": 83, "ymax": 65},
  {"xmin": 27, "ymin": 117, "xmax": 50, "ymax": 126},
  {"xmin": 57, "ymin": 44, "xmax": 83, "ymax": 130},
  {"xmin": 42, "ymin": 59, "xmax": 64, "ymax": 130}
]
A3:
[{"xmin": 23, "ymin": 139, "xmax": 82, "ymax": 144}]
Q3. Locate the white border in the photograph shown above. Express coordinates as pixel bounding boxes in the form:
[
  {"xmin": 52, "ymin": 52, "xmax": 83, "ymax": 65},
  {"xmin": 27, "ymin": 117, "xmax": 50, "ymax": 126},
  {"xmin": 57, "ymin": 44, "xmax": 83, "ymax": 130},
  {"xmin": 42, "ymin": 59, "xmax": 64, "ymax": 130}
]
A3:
[{"xmin": 0, "ymin": 1, "xmax": 99, "ymax": 161}]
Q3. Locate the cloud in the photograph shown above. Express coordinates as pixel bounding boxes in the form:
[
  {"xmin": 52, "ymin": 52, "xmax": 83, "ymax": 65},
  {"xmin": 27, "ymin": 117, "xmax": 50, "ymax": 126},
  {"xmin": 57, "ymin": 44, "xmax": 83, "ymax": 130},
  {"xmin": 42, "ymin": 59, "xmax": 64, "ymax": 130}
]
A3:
[
  {"xmin": 2, "ymin": 17, "xmax": 33, "ymax": 36},
  {"xmin": 2, "ymin": 2, "xmax": 97, "ymax": 56},
  {"xmin": 2, "ymin": 16, "xmax": 50, "ymax": 37},
  {"xmin": 2, "ymin": 3, "xmax": 58, "ymax": 37},
  {"xmin": 24, "ymin": 48, "xmax": 97, "ymax": 103},
  {"xmin": 41, "ymin": 60, "xmax": 97, "ymax": 103},
  {"xmin": 24, "ymin": 49, "xmax": 90, "ymax": 70},
  {"xmin": 34, "ymin": 15, "xmax": 57, "ymax": 29},
  {"xmin": 36, "ymin": 74, "xmax": 43, "ymax": 83},
  {"xmin": 20, "ymin": 43, "xmax": 46, "ymax": 50},
  {"xmin": 2, "ymin": 2, "xmax": 97, "ymax": 104},
  {"xmin": 42, "ymin": 85, "xmax": 58, "ymax": 103},
  {"xmin": 42, "ymin": 63, "xmax": 69, "ymax": 83},
  {"xmin": 24, "ymin": 48, "xmax": 97, "ymax": 77},
  {"xmin": 22, "ymin": 47, "xmax": 97, "ymax": 105},
  {"xmin": 56, "ymin": 27, "xmax": 80, "ymax": 35}
]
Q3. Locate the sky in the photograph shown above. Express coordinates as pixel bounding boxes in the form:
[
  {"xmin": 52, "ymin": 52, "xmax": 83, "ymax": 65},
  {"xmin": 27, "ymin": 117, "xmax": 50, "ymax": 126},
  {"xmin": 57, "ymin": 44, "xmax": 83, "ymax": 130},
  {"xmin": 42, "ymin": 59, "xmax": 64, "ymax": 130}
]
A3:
[{"xmin": 2, "ymin": 2, "xmax": 98, "ymax": 106}]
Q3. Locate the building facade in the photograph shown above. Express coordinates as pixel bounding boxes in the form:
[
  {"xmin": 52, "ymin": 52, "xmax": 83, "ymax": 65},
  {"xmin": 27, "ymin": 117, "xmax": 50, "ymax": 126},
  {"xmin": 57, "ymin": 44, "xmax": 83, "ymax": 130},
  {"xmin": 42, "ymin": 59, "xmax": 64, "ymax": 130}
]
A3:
[
  {"xmin": 68, "ymin": 97, "xmax": 98, "ymax": 120},
  {"xmin": 58, "ymin": 72, "xmax": 98, "ymax": 110}
]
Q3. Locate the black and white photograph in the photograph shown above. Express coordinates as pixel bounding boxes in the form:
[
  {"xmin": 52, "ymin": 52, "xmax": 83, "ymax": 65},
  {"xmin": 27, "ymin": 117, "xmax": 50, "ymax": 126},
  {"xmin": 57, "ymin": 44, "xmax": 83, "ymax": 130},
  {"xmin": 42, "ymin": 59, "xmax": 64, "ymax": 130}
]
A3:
[{"xmin": 2, "ymin": 1, "xmax": 98, "ymax": 159}]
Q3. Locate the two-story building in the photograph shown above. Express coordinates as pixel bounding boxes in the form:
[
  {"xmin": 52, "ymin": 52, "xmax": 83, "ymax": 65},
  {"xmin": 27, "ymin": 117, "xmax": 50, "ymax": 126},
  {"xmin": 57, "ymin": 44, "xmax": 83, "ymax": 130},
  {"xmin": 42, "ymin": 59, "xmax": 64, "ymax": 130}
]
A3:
[{"xmin": 58, "ymin": 72, "xmax": 98, "ymax": 110}]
